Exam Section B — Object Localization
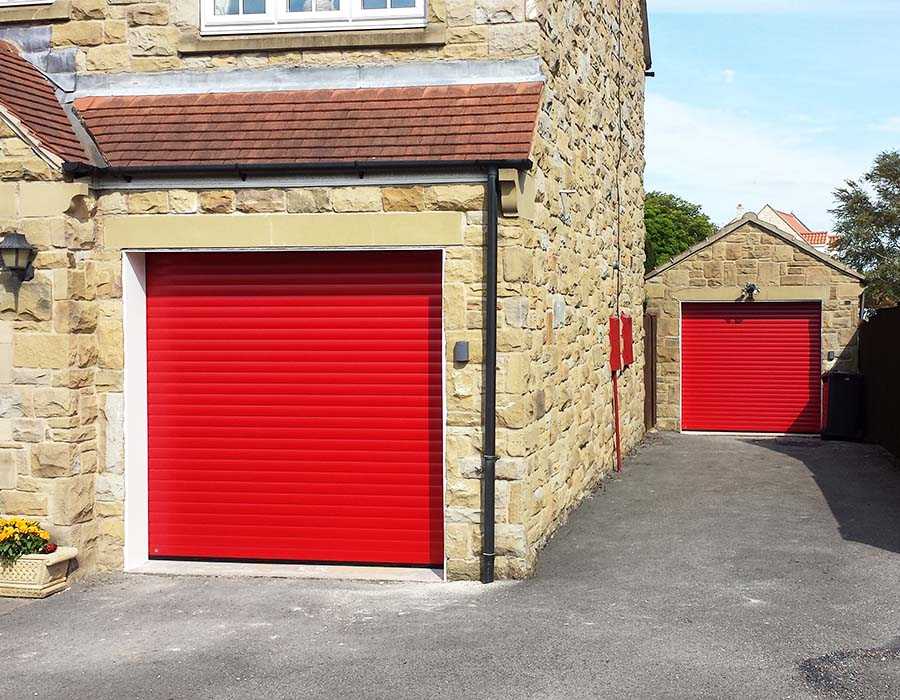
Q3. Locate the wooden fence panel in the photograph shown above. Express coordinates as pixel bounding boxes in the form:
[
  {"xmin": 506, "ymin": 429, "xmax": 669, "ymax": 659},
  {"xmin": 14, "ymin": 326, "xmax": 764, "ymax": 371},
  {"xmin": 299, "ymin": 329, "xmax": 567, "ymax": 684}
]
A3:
[{"xmin": 860, "ymin": 306, "xmax": 900, "ymax": 459}]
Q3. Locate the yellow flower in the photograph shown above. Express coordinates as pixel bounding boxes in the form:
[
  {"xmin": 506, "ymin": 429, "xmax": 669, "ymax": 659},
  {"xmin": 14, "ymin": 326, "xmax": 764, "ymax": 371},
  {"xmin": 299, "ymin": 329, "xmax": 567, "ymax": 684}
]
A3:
[{"xmin": 0, "ymin": 518, "xmax": 49, "ymax": 541}]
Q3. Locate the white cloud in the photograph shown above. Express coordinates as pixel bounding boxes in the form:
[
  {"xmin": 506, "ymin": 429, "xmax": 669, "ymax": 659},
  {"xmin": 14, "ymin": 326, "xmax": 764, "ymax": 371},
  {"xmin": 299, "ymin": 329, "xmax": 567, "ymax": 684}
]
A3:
[
  {"xmin": 645, "ymin": 93, "xmax": 869, "ymax": 230},
  {"xmin": 721, "ymin": 69, "xmax": 736, "ymax": 84},
  {"xmin": 649, "ymin": 0, "xmax": 892, "ymax": 14},
  {"xmin": 871, "ymin": 116, "xmax": 900, "ymax": 133}
]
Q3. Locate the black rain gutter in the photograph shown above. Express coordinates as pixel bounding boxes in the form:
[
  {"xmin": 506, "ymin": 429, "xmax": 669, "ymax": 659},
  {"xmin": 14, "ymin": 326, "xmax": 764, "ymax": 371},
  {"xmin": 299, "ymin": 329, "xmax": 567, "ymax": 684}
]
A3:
[
  {"xmin": 481, "ymin": 166, "xmax": 499, "ymax": 584},
  {"xmin": 62, "ymin": 159, "xmax": 533, "ymax": 179},
  {"xmin": 640, "ymin": 0, "xmax": 653, "ymax": 77}
]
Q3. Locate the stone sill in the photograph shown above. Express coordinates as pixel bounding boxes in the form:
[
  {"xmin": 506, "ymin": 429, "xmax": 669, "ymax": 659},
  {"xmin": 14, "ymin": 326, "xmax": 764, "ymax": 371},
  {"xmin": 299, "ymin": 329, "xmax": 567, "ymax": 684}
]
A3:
[
  {"xmin": 0, "ymin": 0, "xmax": 70, "ymax": 24},
  {"xmin": 178, "ymin": 22, "xmax": 446, "ymax": 54}
]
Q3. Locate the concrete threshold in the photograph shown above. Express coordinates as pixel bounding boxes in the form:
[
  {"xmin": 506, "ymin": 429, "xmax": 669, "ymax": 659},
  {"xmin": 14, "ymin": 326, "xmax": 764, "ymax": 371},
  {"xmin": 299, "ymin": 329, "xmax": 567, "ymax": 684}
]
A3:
[{"xmin": 130, "ymin": 560, "xmax": 444, "ymax": 583}]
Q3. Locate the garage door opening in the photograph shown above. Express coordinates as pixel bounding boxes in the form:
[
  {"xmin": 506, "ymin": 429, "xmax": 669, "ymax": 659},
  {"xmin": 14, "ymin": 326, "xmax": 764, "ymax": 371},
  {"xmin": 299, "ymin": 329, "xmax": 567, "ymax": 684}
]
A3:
[
  {"xmin": 681, "ymin": 302, "xmax": 822, "ymax": 434},
  {"xmin": 145, "ymin": 250, "xmax": 445, "ymax": 568}
]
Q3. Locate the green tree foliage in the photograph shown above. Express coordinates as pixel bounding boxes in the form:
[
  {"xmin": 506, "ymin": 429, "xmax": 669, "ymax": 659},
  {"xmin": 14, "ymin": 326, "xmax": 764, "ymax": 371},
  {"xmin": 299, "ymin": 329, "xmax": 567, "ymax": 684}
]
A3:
[
  {"xmin": 644, "ymin": 191, "xmax": 717, "ymax": 272},
  {"xmin": 831, "ymin": 151, "xmax": 900, "ymax": 307}
]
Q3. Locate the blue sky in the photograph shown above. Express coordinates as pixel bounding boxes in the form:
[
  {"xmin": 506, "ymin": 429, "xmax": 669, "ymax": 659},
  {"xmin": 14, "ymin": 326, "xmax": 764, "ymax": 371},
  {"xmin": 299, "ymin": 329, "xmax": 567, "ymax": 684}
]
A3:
[{"xmin": 645, "ymin": 0, "xmax": 900, "ymax": 230}]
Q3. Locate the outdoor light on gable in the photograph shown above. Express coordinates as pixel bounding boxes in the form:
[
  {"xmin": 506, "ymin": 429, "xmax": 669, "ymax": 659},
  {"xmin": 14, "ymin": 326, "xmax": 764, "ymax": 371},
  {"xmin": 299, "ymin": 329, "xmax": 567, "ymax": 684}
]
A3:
[
  {"xmin": 742, "ymin": 282, "xmax": 761, "ymax": 301},
  {"xmin": 0, "ymin": 231, "xmax": 37, "ymax": 293}
]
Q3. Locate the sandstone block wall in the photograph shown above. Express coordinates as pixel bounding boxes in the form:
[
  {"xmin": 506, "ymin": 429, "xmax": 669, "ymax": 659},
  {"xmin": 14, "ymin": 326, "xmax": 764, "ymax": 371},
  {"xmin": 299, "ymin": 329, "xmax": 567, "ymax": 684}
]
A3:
[
  {"xmin": 1, "ymin": 177, "xmax": 532, "ymax": 579},
  {"xmin": 0, "ymin": 123, "xmax": 58, "ymax": 182},
  {"xmin": 0, "ymin": 171, "xmax": 645, "ymax": 580},
  {"xmin": 0, "ymin": 0, "xmax": 543, "ymax": 72},
  {"xmin": 93, "ymin": 180, "xmax": 642, "ymax": 580},
  {"xmin": 504, "ymin": 0, "xmax": 646, "ymax": 573},
  {"xmin": 0, "ymin": 128, "xmax": 122, "ymax": 574},
  {"xmin": 0, "ymin": 0, "xmax": 649, "ymax": 579},
  {"xmin": 645, "ymin": 221, "xmax": 865, "ymax": 431}
]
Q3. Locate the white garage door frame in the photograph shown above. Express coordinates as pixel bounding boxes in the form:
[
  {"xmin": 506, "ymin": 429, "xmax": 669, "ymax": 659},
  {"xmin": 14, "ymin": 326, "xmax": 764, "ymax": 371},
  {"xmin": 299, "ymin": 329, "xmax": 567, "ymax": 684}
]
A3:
[{"xmin": 121, "ymin": 249, "xmax": 449, "ymax": 581}]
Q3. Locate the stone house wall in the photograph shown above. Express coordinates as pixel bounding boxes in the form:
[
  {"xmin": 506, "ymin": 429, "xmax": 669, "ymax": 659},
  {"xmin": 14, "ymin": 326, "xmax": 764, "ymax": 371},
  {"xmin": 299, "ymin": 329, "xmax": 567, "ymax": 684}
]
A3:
[
  {"xmin": 0, "ymin": 0, "xmax": 543, "ymax": 73},
  {"xmin": 1, "ymin": 166, "xmax": 646, "ymax": 581},
  {"xmin": 510, "ymin": 0, "xmax": 646, "ymax": 569},
  {"xmin": 0, "ymin": 173, "xmax": 550, "ymax": 578},
  {"xmin": 0, "ymin": 0, "xmax": 649, "ymax": 579},
  {"xmin": 645, "ymin": 220, "xmax": 865, "ymax": 432},
  {"xmin": 0, "ymin": 124, "xmax": 118, "ymax": 575}
]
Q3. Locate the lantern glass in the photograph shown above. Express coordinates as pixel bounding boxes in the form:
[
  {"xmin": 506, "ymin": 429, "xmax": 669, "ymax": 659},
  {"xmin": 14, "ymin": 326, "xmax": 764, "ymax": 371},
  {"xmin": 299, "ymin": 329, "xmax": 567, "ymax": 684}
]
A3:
[
  {"xmin": 0, "ymin": 247, "xmax": 18, "ymax": 270},
  {"xmin": 0, "ymin": 232, "xmax": 36, "ymax": 274}
]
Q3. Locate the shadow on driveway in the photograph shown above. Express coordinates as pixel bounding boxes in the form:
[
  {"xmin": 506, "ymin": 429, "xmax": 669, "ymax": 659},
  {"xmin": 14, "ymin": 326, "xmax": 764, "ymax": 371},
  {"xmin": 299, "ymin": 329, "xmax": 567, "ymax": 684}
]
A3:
[{"xmin": 747, "ymin": 437, "xmax": 900, "ymax": 554}]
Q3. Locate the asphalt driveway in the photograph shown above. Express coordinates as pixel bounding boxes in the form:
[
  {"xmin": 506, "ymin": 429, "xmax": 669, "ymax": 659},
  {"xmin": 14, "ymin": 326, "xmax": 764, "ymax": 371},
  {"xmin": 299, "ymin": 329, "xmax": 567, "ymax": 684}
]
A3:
[{"xmin": 2, "ymin": 434, "xmax": 900, "ymax": 699}]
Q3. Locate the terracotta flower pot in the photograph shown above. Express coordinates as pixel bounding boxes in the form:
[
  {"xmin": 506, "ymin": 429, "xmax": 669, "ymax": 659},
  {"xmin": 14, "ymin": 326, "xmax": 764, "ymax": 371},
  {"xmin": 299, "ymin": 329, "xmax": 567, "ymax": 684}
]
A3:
[{"xmin": 0, "ymin": 547, "xmax": 77, "ymax": 598}]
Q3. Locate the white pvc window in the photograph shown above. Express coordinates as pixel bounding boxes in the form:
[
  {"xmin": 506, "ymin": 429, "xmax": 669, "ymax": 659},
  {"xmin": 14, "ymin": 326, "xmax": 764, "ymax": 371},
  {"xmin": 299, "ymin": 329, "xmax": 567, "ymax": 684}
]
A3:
[
  {"xmin": 202, "ymin": 0, "xmax": 426, "ymax": 35},
  {"xmin": 0, "ymin": 0, "xmax": 55, "ymax": 7}
]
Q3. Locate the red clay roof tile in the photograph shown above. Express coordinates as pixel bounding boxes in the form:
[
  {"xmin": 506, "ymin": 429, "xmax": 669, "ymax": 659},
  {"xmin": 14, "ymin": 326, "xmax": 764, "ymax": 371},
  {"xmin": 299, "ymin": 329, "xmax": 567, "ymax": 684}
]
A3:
[
  {"xmin": 73, "ymin": 82, "xmax": 544, "ymax": 168},
  {"xmin": 0, "ymin": 41, "xmax": 88, "ymax": 164},
  {"xmin": 800, "ymin": 231, "xmax": 830, "ymax": 246},
  {"xmin": 775, "ymin": 209, "xmax": 813, "ymax": 236}
]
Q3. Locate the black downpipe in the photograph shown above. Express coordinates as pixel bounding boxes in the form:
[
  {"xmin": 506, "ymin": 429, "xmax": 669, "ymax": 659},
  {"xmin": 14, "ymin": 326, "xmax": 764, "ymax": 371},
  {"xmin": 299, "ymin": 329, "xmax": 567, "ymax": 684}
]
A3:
[{"xmin": 481, "ymin": 167, "xmax": 500, "ymax": 584}]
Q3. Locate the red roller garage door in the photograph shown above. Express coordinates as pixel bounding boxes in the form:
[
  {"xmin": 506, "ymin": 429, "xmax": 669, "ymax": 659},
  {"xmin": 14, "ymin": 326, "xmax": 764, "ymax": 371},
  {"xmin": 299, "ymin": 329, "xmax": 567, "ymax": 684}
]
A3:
[
  {"xmin": 146, "ymin": 250, "xmax": 444, "ymax": 567},
  {"xmin": 681, "ymin": 302, "xmax": 822, "ymax": 434}
]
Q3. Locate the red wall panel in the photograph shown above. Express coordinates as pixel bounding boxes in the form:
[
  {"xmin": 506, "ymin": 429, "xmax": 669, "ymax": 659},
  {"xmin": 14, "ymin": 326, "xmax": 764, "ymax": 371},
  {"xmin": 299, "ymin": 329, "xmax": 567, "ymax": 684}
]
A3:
[
  {"xmin": 681, "ymin": 302, "xmax": 822, "ymax": 433},
  {"xmin": 146, "ymin": 251, "xmax": 444, "ymax": 567},
  {"xmin": 609, "ymin": 316, "xmax": 622, "ymax": 371}
]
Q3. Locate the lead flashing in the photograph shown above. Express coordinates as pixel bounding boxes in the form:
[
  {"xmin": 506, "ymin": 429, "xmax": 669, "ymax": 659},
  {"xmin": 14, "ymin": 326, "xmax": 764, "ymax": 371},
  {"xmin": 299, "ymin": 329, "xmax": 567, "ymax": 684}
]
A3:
[
  {"xmin": 0, "ymin": 25, "xmax": 76, "ymax": 91},
  {"xmin": 72, "ymin": 57, "xmax": 544, "ymax": 98}
]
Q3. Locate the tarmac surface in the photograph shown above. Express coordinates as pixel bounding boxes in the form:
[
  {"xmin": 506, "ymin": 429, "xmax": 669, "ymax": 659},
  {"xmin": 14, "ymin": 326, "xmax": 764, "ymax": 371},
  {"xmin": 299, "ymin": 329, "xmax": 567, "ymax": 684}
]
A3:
[{"xmin": 2, "ymin": 433, "xmax": 899, "ymax": 699}]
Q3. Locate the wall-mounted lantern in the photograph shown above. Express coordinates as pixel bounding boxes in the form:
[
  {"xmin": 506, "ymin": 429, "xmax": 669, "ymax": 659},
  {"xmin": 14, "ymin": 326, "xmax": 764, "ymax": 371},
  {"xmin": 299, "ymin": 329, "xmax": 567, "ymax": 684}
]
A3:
[
  {"xmin": 0, "ymin": 231, "xmax": 37, "ymax": 294},
  {"xmin": 742, "ymin": 282, "xmax": 760, "ymax": 301}
]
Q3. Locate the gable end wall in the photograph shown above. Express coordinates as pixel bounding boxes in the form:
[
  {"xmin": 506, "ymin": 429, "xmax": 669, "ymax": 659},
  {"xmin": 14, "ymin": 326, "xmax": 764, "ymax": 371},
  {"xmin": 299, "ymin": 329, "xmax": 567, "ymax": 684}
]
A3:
[{"xmin": 645, "ymin": 222, "xmax": 864, "ymax": 431}]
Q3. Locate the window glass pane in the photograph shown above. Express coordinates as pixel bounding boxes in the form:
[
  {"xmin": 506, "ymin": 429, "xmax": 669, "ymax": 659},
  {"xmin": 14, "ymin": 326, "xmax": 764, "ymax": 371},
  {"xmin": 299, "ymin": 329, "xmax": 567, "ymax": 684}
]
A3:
[
  {"xmin": 214, "ymin": 0, "xmax": 240, "ymax": 15},
  {"xmin": 391, "ymin": 0, "xmax": 415, "ymax": 7},
  {"xmin": 288, "ymin": 0, "xmax": 311, "ymax": 10},
  {"xmin": 316, "ymin": 0, "xmax": 339, "ymax": 10},
  {"xmin": 242, "ymin": 0, "xmax": 266, "ymax": 13},
  {"xmin": 362, "ymin": 0, "xmax": 387, "ymax": 8}
]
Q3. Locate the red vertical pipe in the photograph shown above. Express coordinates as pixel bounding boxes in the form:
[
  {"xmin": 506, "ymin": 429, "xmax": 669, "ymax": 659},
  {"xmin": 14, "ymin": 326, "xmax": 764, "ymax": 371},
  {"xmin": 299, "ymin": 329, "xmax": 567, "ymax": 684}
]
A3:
[
  {"xmin": 609, "ymin": 316, "xmax": 623, "ymax": 473},
  {"xmin": 612, "ymin": 370, "xmax": 623, "ymax": 473}
]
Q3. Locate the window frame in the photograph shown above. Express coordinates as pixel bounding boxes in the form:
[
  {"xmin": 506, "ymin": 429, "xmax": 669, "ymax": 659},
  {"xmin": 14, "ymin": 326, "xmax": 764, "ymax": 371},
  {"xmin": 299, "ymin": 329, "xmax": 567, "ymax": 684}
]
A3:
[
  {"xmin": 201, "ymin": 0, "xmax": 427, "ymax": 36},
  {"xmin": 0, "ymin": 0, "xmax": 56, "ymax": 7}
]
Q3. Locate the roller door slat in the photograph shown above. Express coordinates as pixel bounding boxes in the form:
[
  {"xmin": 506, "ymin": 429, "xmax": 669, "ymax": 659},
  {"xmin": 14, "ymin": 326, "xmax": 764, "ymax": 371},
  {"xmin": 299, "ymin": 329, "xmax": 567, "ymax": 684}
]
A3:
[
  {"xmin": 147, "ymin": 250, "xmax": 444, "ymax": 566},
  {"xmin": 681, "ymin": 302, "xmax": 822, "ymax": 433}
]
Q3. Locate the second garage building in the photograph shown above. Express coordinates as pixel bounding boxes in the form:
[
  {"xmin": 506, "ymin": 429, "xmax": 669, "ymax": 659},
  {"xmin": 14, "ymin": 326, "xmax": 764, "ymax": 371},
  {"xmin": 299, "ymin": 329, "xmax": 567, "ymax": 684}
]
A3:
[{"xmin": 645, "ymin": 213, "xmax": 866, "ymax": 434}]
